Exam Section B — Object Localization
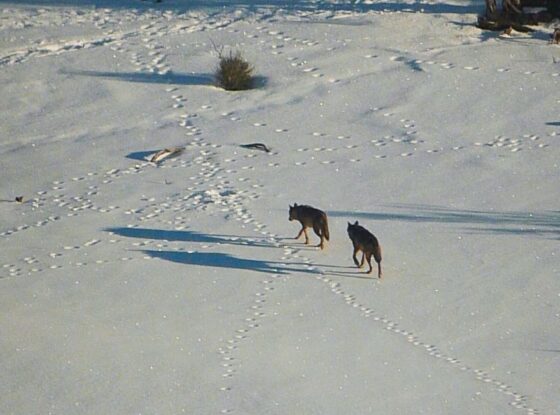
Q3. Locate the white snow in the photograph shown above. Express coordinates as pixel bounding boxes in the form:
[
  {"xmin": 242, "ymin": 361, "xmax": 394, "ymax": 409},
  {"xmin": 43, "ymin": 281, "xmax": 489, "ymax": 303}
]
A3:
[{"xmin": 1, "ymin": 1, "xmax": 559, "ymax": 414}]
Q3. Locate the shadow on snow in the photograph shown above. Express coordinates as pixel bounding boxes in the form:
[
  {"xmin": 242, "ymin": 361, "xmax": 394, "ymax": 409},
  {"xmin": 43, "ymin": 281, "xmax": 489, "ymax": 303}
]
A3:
[
  {"xmin": 107, "ymin": 227, "xmax": 301, "ymax": 274},
  {"xmin": 64, "ymin": 69, "xmax": 268, "ymax": 88},
  {"xmin": 142, "ymin": 250, "xmax": 318, "ymax": 275},
  {"xmin": 106, "ymin": 227, "xmax": 276, "ymax": 248},
  {"xmin": 63, "ymin": 69, "xmax": 215, "ymax": 86},
  {"xmin": 108, "ymin": 227, "xmax": 331, "ymax": 276},
  {"xmin": 329, "ymin": 204, "xmax": 560, "ymax": 240}
]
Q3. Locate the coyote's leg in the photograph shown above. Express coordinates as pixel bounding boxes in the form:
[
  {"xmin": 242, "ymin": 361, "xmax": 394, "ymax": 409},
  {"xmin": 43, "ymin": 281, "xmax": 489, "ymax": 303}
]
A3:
[
  {"xmin": 352, "ymin": 246, "xmax": 361, "ymax": 267},
  {"xmin": 295, "ymin": 225, "xmax": 305, "ymax": 240},
  {"xmin": 313, "ymin": 223, "xmax": 324, "ymax": 249},
  {"xmin": 377, "ymin": 262, "xmax": 382, "ymax": 279},
  {"xmin": 365, "ymin": 252, "xmax": 373, "ymax": 274}
]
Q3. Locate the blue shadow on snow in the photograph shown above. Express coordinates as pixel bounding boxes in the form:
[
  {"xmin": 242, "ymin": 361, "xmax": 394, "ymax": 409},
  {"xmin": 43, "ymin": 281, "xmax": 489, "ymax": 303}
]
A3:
[
  {"xmin": 143, "ymin": 250, "xmax": 318, "ymax": 275},
  {"xmin": 106, "ymin": 227, "xmax": 277, "ymax": 248}
]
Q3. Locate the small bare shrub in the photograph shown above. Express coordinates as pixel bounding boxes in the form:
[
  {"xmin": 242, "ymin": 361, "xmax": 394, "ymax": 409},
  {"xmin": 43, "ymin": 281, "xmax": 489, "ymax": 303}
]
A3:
[{"xmin": 215, "ymin": 50, "xmax": 254, "ymax": 91}]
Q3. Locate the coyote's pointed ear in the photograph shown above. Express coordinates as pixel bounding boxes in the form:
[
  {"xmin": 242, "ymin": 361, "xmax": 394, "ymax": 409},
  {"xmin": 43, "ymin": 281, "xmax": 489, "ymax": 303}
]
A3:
[
  {"xmin": 355, "ymin": 221, "xmax": 359, "ymax": 225},
  {"xmin": 294, "ymin": 203, "xmax": 298, "ymax": 207},
  {"xmin": 289, "ymin": 204, "xmax": 292, "ymax": 209}
]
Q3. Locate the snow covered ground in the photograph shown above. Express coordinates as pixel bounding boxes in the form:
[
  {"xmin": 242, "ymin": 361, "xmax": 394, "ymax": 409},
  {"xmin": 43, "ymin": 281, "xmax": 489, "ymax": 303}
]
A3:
[{"xmin": 1, "ymin": 1, "xmax": 559, "ymax": 414}]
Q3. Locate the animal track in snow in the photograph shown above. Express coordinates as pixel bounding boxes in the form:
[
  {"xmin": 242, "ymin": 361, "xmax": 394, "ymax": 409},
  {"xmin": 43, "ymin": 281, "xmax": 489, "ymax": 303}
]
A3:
[{"xmin": 273, "ymin": 250, "xmax": 542, "ymax": 415}]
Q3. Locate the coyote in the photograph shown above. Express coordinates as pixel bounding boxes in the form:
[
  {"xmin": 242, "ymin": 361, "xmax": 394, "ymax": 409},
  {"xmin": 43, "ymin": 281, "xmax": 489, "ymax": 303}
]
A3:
[
  {"xmin": 288, "ymin": 203, "xmax": 330, "ymax": 249},
  {"xmin": 347, "ymin": 221, "xmax": 382, "ymax": 278}
]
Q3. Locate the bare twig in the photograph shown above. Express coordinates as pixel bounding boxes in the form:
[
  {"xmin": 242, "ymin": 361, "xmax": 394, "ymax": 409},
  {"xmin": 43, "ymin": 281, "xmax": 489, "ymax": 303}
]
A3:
[
  {"xmin": 503, "ymin": 0, "xmax": 522, "ymax": 14},
  {"xmin": 486, "ymin": 0, "xmax": 497, "ymax": 16},
  {"xmin": 209, "ymin": 37, "xmax": 224, "ymax": 59},
  {"xmin": 240, "ymin": 143, "xmax": 271, "ymax": 153}
]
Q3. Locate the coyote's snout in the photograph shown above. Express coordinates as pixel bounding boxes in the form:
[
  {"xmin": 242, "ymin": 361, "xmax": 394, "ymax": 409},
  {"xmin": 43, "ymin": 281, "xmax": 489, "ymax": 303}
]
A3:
[{"xmin": 289, "ymin": 203, "xmax": 330, "ymax": 249}]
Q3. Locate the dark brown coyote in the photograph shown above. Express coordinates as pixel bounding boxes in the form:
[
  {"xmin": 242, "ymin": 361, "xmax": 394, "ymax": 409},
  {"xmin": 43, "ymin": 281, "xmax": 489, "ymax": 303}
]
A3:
[
  {"xmin": 288, "ymin": 203, "xmax": 330, "ymax": 249},
  {"xmin": 347, "ymin": 221, "xmax": 382, "ymax": 278}
]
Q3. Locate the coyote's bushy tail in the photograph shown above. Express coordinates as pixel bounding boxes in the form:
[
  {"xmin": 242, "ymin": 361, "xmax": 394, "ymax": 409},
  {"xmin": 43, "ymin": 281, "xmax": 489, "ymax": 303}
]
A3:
[
  {"xmin": 373, "ymin": 243, "xmax": 382, "ymax": 263},
  {"xmin": 322, "ymin": 213, "xmax": 330, "ymax": 241}
]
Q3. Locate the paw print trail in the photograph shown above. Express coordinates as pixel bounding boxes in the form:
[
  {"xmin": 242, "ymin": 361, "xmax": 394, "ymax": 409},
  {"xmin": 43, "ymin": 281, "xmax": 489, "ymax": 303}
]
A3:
[
  {"xmin": 248, "ymin": 234, "xmax": 539, "ymax": 415},
  {"xmin": 309, "ymin": 266, "xmax": 539, "ymax": 413}
]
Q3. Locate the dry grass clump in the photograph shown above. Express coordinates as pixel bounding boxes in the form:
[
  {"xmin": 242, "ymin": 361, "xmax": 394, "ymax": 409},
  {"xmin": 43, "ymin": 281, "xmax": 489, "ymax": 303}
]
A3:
[{"xmin": 215, "ymin": 51, "xmax": 254, "ymax": 91}]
